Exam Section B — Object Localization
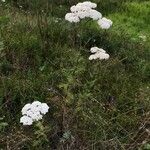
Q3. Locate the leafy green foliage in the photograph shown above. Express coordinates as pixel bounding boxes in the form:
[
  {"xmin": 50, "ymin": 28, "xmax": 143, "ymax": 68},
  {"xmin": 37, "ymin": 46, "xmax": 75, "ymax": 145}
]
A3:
[{"xmin": 0, "ymin": 0, "xmax": 150, "ymax": 149}]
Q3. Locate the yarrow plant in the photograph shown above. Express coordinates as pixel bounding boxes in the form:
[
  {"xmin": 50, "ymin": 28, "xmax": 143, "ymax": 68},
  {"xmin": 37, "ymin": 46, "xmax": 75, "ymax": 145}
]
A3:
[
  {"xmin": 65, "ymin": 1, "xmax": 112, "ymax": 29},
  {"xmin": 89, "ymin": 47, "xmax": 110, "ymax": 60},
  {"xmin": 20, "ymin": 101, "xmax": 49, "ymax": 125},
  {"xmin": 65, "ymin": 1, "xmax": 112, "ymax": 60}
]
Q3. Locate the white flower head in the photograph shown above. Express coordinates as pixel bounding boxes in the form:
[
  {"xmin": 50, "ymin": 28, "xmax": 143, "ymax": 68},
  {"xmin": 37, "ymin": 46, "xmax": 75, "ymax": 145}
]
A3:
[
  {"xmin": 2, "ymin": 0, "xmax": 5, "ymax": 2},
  {"xmin": 65, "ymin": 13, "xmax": 80, "ymax": 23},
  {"xmin": 89, "ymin": 47, "xmax": 110, "ymax": 60},
  {"xmin": 66, "ymin": 1, "xmax": 101, "ymax": 22},
  {"xmin": 98, "ymin": 17, "xmax": 113, "ymax": 29},
  {"xmin": 20, "ymin": 101, "xmax": 49, "ymax": 126},
  {"xmin": 20, "ymin": 116, "xmax": 33, "ymax": 125}
]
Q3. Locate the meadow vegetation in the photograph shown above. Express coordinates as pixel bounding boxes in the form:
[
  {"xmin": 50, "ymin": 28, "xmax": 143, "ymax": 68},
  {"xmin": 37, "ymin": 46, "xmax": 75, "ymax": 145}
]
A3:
[{"xmin": 0, "ymin": 0, "xmax": 150, "ymax": 149}]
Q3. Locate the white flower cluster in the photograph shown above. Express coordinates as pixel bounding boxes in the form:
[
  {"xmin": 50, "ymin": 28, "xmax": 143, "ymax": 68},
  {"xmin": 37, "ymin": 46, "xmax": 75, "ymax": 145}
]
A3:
[
  {"xmin": 89, "ymin": 47, "xmax": 110, "ymax": 60},
  {"xmin": 65, "ymin": 1, "xmax": 112, "ymax": 29},
  {"xmin": 20, "ymin": 101, "xmax": 49, "ymax": 125},
  {"xmin": 97, "ymin": 17, "xmax": 113, "ymax": 29}
]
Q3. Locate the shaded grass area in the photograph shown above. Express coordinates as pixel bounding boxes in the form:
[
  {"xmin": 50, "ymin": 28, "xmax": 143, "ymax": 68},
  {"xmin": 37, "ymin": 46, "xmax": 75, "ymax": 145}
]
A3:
[{"xmin": 0, "ymin": 0, "xmax": 150, "ymax": 149}]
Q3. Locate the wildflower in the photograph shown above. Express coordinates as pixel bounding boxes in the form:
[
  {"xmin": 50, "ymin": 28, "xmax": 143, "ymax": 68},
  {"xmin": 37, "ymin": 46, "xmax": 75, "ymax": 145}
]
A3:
[
  {"xmin": 89, "ymin": 47, "xmax": 110, "ymax": 60},
  {"xmin": 20, "ymin": 101, "xmax": 49, "ymax": 125},
  {"xmin": 66, "ymin": 1, "xmax": 113, "ymax": 30},
  {"xmin": 66, "ymin": 1, "xmax": 101, "ymax": 22},
  {"xmin": 98, "ymin": 17, "xmax": 113, "ymax": 29},
  {"xmin": 1, "ymin": 0, "xmax": 5, "ymax": 2}
]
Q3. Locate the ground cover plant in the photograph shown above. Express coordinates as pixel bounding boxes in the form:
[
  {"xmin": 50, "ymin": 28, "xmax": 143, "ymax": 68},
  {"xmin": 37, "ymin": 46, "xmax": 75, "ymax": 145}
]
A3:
[{"xmin": 0, "ymin": 0, "xmax": 150, "ymax": 149}]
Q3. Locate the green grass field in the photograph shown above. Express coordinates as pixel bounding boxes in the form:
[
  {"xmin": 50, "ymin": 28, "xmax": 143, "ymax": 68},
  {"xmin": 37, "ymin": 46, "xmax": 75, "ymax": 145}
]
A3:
[{"xmin": 0, "ymin": 0, "xmax": 150, "ymax": 149}]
